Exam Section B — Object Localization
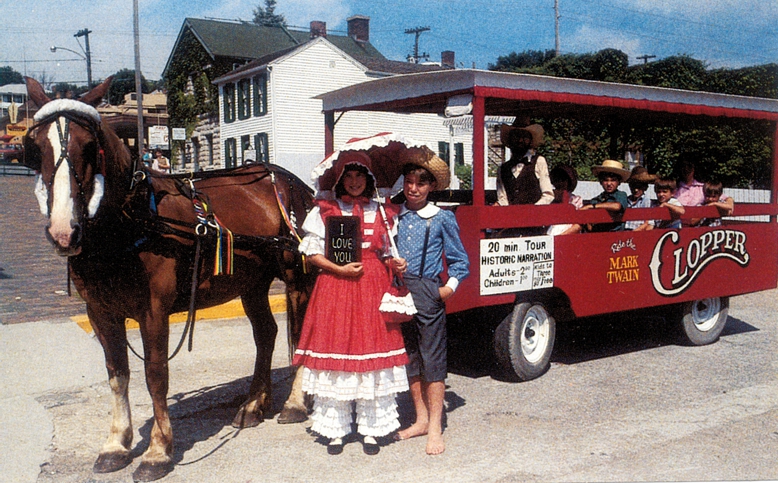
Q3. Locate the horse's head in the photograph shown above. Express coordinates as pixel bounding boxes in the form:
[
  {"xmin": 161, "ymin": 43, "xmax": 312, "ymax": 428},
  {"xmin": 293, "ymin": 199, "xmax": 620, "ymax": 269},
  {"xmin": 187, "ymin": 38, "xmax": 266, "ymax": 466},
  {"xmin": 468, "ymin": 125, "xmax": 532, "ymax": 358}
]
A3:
[{"xmin": 24, "ymin": 76, "xmax": 114, "ymax": 256}]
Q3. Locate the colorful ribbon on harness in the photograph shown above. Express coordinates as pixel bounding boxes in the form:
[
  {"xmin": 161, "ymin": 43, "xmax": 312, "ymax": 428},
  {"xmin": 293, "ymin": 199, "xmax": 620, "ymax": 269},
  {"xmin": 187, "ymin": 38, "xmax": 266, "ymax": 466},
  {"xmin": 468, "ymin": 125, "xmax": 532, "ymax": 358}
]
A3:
[{"xmin": 192, "ymin": 197, "xmax": 234, "ymax": 276}]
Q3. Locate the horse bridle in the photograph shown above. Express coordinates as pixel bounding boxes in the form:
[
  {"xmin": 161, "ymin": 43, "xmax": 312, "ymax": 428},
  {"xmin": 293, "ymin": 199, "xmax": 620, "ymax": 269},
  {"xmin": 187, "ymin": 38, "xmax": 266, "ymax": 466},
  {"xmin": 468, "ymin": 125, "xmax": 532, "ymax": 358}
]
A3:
[{"xmin": 29, "ymin": 112, "xmax": 105, "ymax": 221}]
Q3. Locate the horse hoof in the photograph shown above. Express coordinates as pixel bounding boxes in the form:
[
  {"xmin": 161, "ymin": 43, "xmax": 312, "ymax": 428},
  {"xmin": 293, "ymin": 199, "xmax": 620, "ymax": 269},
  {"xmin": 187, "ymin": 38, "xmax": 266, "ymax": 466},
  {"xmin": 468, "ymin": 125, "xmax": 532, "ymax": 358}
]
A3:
[
  {"xmin": 93, "ymin": 451, "xmax": 132, "ymax": 473},
  {"xmin": 231, "ymin": 409, "xmax": 263, "ymax": 428},
  {"xmin": 132, "ymin": 461, "xmax": 173, "ymax": 482},
  {"xmin": 277, "ymin": 406, "xmax": 308, "ymax": 424}
]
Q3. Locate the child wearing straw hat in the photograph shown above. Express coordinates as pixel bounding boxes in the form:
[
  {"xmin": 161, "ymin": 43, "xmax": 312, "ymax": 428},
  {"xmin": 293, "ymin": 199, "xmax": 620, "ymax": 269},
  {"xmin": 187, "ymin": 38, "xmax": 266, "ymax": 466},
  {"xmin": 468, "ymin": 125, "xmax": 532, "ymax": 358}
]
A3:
[
  {"xmin": 625, "ymin": 166, "xmax": 657, "ymax": 231},
  {"xmin": 580, "ymin": 159, "xmax": 631, "ymax": 232},
  {"xmin": 390, "ymin": 156, "xmax": 469, "ymax": 456}
]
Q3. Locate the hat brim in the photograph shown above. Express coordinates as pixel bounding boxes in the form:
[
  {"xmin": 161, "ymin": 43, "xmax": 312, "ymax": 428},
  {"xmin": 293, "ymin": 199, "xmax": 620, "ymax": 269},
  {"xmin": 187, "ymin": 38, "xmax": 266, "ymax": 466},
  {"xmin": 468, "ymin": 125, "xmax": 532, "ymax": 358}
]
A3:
[
  {"xmin": 500, "ymin": 124, "xmax": 544, "ymax": 148},
  {"xmin": 404, "ymin": 149, "xmax": 450, "ymax": 190},
  {"xmin": 592, "ymin": 166, "xmax": 631, "ymax": 182}
]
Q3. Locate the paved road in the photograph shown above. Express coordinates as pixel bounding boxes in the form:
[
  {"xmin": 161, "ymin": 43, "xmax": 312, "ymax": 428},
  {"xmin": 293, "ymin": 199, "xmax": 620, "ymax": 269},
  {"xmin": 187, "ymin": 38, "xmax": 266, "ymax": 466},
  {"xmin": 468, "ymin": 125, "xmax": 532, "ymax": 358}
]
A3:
[
  {"xmin": 2, "ymin": 287, "xmax": 777, "ymax": 483},
  {"xmin": 3, "ymin": 174, "xmax": 778, "ymax": 482}
]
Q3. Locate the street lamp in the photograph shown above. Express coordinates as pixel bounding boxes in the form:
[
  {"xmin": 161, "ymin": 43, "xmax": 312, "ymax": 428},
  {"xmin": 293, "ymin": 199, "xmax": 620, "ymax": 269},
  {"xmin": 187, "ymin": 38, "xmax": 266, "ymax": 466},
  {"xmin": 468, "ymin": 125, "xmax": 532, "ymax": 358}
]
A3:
[{"xmin": 50, "ymin": 30, "xmax": 93, "ymax": 88}]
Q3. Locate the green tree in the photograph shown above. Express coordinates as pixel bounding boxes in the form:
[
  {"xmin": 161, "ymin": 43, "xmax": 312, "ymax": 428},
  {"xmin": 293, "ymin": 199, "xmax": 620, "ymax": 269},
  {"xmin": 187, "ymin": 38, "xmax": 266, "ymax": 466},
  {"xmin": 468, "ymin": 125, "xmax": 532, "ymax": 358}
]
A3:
[
  {"xmin": 489, "ymin": 50, "xmax": 556, "ymax": 72},
  {"xmin": 51, "ymin": 82, "xmax": 86, "ymax": 99},
  {"xmin": 0, "ymin": 66, "xmax": 24, "ymax": 86},
  {"xmin": 107, "ymin": 68, "xmax": 154, "ymax": 105},
  {"xmin": 253, "ymin": 0, "xmax": 286, "ymax": 27}
]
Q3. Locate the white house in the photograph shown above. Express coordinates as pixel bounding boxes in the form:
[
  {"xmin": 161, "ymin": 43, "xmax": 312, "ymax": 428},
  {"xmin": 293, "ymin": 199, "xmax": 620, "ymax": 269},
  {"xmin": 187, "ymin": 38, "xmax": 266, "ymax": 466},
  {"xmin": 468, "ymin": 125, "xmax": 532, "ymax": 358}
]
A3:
[{"xmin": 212, "ymin": 24, "xmax": 472, "ymax": 189}]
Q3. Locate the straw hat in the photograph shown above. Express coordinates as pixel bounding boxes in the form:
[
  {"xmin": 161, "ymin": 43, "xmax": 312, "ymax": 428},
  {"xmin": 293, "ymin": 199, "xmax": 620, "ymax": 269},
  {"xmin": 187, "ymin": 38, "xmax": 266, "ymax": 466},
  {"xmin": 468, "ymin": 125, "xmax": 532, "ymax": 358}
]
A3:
[
  {"xmin": 591, "ymin": 159, "xmax": 631, "ymax": 182},
  {"xmin": 500, "ymin": 121, "xmax": 545, "ymax": 149},
  {"xmin": 403, "ymin": 148, "xmax": 450, "ymax": 190},
  {"xmin": 626, "ymin": 166, "xmax": 657, "ymax": 184}
]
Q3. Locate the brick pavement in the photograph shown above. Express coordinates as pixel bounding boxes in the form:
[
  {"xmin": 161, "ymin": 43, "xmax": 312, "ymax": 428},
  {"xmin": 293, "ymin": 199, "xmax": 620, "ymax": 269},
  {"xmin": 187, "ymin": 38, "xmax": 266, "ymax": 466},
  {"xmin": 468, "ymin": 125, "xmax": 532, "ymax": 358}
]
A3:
[
  {"xmin": 0, "ymin": 175, "xmax": 85, "ymax": 324},
  {"xmin": 0, "ymin": 175, "xmax": 286, "ymax": 325}
]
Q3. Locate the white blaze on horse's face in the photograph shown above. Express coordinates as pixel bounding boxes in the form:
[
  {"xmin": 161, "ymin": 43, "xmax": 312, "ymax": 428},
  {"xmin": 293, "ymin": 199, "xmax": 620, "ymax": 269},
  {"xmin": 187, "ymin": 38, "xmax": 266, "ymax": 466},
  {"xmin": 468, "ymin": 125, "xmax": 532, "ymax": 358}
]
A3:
[{"xmin": 47, "ymin": 118, "xmax": 79, "ymax": 250}]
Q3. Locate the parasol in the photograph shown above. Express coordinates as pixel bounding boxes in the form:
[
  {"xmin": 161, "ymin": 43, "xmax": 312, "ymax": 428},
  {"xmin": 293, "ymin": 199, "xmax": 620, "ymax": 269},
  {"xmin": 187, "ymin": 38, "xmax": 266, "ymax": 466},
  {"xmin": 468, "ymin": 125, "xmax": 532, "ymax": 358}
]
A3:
[{"xmin": 310, "ymin": 132, "xmax": 449, "ymax": 198}]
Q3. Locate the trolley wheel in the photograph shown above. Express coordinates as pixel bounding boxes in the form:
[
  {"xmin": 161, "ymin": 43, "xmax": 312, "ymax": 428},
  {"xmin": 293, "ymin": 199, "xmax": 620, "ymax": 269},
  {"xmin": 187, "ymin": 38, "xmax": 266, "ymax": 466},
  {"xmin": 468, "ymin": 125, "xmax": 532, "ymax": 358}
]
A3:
[
  {"xmin": 494, "ymin": 302, "xmax": 556, "ymax": 381},
  {"xmin": 676, "ymin": 297, "xmax": 729, "ymax": 346}
]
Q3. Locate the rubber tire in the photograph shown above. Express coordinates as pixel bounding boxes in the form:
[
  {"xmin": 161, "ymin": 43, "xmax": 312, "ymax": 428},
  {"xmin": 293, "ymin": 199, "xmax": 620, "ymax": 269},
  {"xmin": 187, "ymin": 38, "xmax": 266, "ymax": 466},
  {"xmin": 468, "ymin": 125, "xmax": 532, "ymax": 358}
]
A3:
[
  {"xmin": 677, "ymin": 296, "xmax": 729, "ymax": 346},
  {"xmin": 494, "ymin": 302, "xmax": 556, "ymax": 381}
]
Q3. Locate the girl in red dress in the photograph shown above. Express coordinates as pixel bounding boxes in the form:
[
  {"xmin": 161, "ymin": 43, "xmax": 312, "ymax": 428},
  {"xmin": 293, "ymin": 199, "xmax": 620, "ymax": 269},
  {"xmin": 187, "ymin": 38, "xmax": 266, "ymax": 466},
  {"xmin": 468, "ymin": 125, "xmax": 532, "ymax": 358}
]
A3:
[{"xmin": 293, "ymin": 151, "xmax": 408, "ymax": 455}]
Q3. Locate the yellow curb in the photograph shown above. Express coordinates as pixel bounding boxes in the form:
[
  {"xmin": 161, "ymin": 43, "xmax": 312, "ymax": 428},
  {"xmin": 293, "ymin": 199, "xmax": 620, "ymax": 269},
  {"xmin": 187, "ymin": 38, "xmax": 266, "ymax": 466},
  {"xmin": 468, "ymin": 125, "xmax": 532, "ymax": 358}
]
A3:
[{"xmin": 72, "ymin": 294, "xmax": 287, "ymax": 334}]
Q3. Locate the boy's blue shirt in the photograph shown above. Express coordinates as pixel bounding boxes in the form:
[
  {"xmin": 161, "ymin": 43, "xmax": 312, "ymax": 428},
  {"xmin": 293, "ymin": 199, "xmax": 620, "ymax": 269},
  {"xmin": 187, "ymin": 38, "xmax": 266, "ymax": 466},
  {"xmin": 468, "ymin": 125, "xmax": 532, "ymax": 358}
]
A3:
[{"xmin": 396, "ymin": 203, "xmax": 470, "ymax": 284}]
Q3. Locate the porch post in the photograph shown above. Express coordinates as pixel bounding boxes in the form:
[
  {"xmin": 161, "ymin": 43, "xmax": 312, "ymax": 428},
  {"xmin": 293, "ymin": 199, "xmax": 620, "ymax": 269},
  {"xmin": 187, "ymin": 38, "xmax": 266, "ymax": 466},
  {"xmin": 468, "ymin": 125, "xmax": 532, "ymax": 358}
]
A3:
[
  {"xmin": 472, "ymin": 95, "xmax": 486, "ymax": 206},
  {"xmin": 324, "ymin": 111, "xmax": 335, "ymax": 156}
]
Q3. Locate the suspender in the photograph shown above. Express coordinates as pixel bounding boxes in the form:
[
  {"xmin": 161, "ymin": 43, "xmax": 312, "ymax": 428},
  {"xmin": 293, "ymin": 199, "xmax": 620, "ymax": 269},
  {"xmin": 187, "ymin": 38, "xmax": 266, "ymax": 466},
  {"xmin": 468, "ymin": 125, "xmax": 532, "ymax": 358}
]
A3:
[{"xmin": 418, "ymin": 218, "xmax": 431, "ymax": 277}]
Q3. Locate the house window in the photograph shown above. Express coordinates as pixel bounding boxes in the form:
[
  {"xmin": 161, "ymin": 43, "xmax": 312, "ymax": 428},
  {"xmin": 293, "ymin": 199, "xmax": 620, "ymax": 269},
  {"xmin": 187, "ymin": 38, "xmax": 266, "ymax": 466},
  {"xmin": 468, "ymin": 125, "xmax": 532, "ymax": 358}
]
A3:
[
  {"xmin": 223, "ymin": 84, "xmax": 236, "ymax": 123},
  {"xmin": 241, "ymin": 135, "xmax": 252, "ymax": 163},
  {"xmin": 438, "ymin": 141, "xmax": 450, "ymax": 164},
  {"xmin": 253, "ymin": 74, "xmax": 267, "ymax": 117},
  {"xmin": 254, "ymin": 133, "xmax": 269, "ymax": 163},
  {"xmin": 454, "ymin": 143, "xmax": 464, "ymax": 166},
  {"xmin": 237, "ymin": 79, "xmax": 251, "ymax": 120},
  {"xmin": 224, "ymin": 138, "xmax": 236, "ymax": 168},
  {"xmin": 205, "ymin": 134, "xmax": 214, "ymax": 166}
]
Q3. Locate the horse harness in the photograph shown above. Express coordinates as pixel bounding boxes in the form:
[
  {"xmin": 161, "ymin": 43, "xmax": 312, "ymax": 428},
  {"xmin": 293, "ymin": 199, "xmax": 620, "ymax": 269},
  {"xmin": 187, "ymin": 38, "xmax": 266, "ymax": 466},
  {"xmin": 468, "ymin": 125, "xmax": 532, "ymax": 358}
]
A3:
[
  {"xmin": 30, "ymin": 112, "xmax": 308, "ymax": 362},
  {"xmin": 123, "ymin": 166, "xmax": 308, "ymax": 361},
  {"xmin": 30, "ymin": 112, "xmax": 106, "ymax": 221}
]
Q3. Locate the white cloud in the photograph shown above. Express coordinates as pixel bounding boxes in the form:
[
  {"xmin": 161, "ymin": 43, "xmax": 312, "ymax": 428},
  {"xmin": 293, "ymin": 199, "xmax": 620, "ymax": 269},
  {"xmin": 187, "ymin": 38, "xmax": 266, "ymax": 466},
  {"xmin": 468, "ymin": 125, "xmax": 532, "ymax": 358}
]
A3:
[{"xmin": 566, "ymin": 25, "xmax": 643, "ymax": 62}]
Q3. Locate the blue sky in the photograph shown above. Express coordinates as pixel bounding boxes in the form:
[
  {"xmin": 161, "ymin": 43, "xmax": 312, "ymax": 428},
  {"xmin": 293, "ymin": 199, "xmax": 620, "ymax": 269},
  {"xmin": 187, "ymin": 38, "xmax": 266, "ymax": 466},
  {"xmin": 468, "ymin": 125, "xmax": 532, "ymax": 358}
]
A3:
[{"xmin": 2, "ymin": 0, "xmax": 776, "ymax": 87}]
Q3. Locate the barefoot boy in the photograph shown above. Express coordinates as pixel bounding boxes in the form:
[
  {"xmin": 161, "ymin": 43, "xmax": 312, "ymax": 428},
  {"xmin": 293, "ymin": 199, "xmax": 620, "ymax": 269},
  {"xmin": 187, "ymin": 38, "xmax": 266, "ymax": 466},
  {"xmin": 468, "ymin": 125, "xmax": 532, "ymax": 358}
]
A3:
[{"xmin": 391, "ymin": 158, "xmax": 469, "ymax": 455}]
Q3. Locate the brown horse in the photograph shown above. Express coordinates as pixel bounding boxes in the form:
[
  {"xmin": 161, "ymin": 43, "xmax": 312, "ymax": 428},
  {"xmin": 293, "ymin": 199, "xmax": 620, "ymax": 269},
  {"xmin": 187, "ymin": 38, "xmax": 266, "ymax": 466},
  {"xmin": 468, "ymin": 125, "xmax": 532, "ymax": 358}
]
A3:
[{"xmin": 23, "ymin": 77, "xmax": 314, "ymax": 481}]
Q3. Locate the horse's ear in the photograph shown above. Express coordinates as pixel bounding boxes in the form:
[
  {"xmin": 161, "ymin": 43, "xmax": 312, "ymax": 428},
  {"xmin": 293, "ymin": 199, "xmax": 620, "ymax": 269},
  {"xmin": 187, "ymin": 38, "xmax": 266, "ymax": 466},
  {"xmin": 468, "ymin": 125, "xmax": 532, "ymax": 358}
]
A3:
[
  {"xmin": 25, "ymin": 76, "xmax": 51, "ymax": 108},
  {"xmin": 79, "ymin": 76, "xmax": 113, "ymax": 107}
]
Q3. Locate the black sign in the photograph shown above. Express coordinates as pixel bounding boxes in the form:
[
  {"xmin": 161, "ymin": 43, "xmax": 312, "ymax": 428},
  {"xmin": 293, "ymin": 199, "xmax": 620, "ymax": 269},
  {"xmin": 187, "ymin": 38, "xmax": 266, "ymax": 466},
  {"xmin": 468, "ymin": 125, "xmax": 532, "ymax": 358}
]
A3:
[{"xmin": 325, "ymin": 216, "xmax": 361, "ymax": 266}]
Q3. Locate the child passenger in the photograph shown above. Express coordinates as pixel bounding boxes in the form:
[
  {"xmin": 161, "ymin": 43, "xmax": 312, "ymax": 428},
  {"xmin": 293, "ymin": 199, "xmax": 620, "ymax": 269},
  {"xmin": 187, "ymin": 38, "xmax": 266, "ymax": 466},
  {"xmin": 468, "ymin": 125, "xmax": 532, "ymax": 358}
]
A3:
[
  {"xmin": 391, "ymin": 159, "xmax": 469, "ymax": 456},
  {"xmin": 693, "ymin": 180, "xmax": 735, "ymax": 227},
  {"xmin": 293, "ymin": 151, "xmax": 409, "ymax": 456},
  {"xmin": 579, "ymin": 159, "xmax": 631, "ymax": 232},
  {"xmin": 624, "ymin": 166, "xmax": 656, "ymax": 231},
  {"xmin": 546, "ymin": 165, "xmax": 583, "ymax": 236},
  {"xmin": 652, "ymin": 177, "xmax": 686, "ymax": 229}
]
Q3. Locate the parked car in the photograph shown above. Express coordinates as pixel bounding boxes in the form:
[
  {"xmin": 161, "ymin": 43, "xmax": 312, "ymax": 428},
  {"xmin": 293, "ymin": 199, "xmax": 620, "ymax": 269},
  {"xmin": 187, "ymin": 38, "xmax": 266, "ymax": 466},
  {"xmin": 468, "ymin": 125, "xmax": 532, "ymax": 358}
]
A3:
[{"xmin": 0, "ymin": 143, "xmax": 23, "ymax": 163}]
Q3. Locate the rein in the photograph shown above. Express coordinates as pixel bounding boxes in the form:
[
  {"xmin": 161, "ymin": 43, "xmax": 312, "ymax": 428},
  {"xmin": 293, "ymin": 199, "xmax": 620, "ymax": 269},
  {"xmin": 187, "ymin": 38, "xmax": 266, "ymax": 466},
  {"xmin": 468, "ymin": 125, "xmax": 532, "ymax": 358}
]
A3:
[{"xmin": 121, "ymin": 165, "xmax": 307, "ymax": 362}]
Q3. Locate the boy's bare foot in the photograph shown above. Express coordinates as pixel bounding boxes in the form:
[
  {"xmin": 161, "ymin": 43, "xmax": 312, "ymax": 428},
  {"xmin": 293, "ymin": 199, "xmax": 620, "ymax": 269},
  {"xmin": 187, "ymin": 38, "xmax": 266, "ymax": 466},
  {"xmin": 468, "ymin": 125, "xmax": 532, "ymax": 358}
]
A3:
[
  {"xmin": 426, "ymin": 432, "xmax": 445, "ymax": 455},
  {"xmin": 395, "ymin": 422, "xmax": 428, "ymax": 441}
]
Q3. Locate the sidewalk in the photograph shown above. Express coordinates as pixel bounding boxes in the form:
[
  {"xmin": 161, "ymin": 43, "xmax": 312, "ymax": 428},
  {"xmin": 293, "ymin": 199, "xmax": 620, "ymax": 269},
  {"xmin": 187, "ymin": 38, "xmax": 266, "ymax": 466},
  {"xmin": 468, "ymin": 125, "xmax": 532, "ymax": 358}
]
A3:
[{"xmin": 0, "ymin": 318, "xmax": 107, "ymax": 483}]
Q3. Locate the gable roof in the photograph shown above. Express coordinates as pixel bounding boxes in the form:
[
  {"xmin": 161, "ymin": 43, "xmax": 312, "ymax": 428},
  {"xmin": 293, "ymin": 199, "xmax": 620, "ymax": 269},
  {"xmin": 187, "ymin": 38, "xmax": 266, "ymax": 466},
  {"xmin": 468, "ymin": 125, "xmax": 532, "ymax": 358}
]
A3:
[
  {"xmin": 163, "ymin": 17, "xmax": 387, "ymax": 77},
  {"xmin": 212, "ymin": 36, "xmax": 449, "ymax": 85}
]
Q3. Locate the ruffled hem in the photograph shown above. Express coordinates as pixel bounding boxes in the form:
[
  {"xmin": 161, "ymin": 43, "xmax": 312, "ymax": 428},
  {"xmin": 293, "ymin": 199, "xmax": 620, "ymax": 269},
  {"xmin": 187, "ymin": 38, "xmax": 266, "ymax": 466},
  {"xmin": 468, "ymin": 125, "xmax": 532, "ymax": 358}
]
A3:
[
  {"xmin": 379, "ymin": 292, "xmax": 417, "ymax": 315},
  {"xmin": 301, "ymin": 367, "xmax": 409, "ymax": 400},
  {"xmin": 309, "ymin": 395, "xmax": 401, "ymax": 439}
]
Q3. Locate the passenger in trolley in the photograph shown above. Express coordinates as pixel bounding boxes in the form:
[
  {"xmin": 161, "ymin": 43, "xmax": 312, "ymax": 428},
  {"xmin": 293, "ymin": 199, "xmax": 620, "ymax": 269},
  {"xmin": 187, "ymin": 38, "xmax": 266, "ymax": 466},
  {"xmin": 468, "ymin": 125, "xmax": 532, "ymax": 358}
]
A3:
[{"xmin": 579, "ymin": 159, "xmax": 631, "ymax": 232}]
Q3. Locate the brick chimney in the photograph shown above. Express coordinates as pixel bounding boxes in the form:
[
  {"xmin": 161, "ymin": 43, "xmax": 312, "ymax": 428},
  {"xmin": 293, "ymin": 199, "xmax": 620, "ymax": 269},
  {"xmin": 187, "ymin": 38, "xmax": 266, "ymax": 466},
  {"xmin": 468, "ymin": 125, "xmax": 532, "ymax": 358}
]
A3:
[
  {"xmin": 347, "ymin": 15, "xmax": 370, "ymax": 42},
  {"xmin": 441, "ymin": 51, "xmax": 455, "ymax": 69},
  {"xmin": 310, "ymin": 21, "xmax": 326, "ymax": 38}
]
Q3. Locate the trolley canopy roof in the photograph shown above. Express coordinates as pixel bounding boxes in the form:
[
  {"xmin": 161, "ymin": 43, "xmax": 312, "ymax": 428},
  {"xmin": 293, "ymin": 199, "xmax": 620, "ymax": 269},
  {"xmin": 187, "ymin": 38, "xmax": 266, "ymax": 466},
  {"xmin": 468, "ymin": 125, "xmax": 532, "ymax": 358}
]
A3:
[{"xmin": 318, "ymin": 69, "xmax": 778, "ymax": 122}]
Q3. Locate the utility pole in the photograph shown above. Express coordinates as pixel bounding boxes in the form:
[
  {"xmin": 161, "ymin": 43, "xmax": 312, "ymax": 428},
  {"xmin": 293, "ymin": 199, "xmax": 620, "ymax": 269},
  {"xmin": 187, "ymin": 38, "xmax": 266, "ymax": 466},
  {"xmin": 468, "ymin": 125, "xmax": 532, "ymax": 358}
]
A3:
[
  {"xmin": 133, "ymin": 0, "xmax": 144, "ymax": 159},
  {"xmin": 636, "ymin": 54, "xmax": 656, "ymax": 64},
  {"xmin": 74, "ymin": 28, "xmax": 93, "ymax": 88},
  {"xmin": 554, "ymin": 0, "xmax": 561, "ymax": 56},
  {"xmin": 404, "ymin": 26, "xmax": 430, "ymax": 63}
]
